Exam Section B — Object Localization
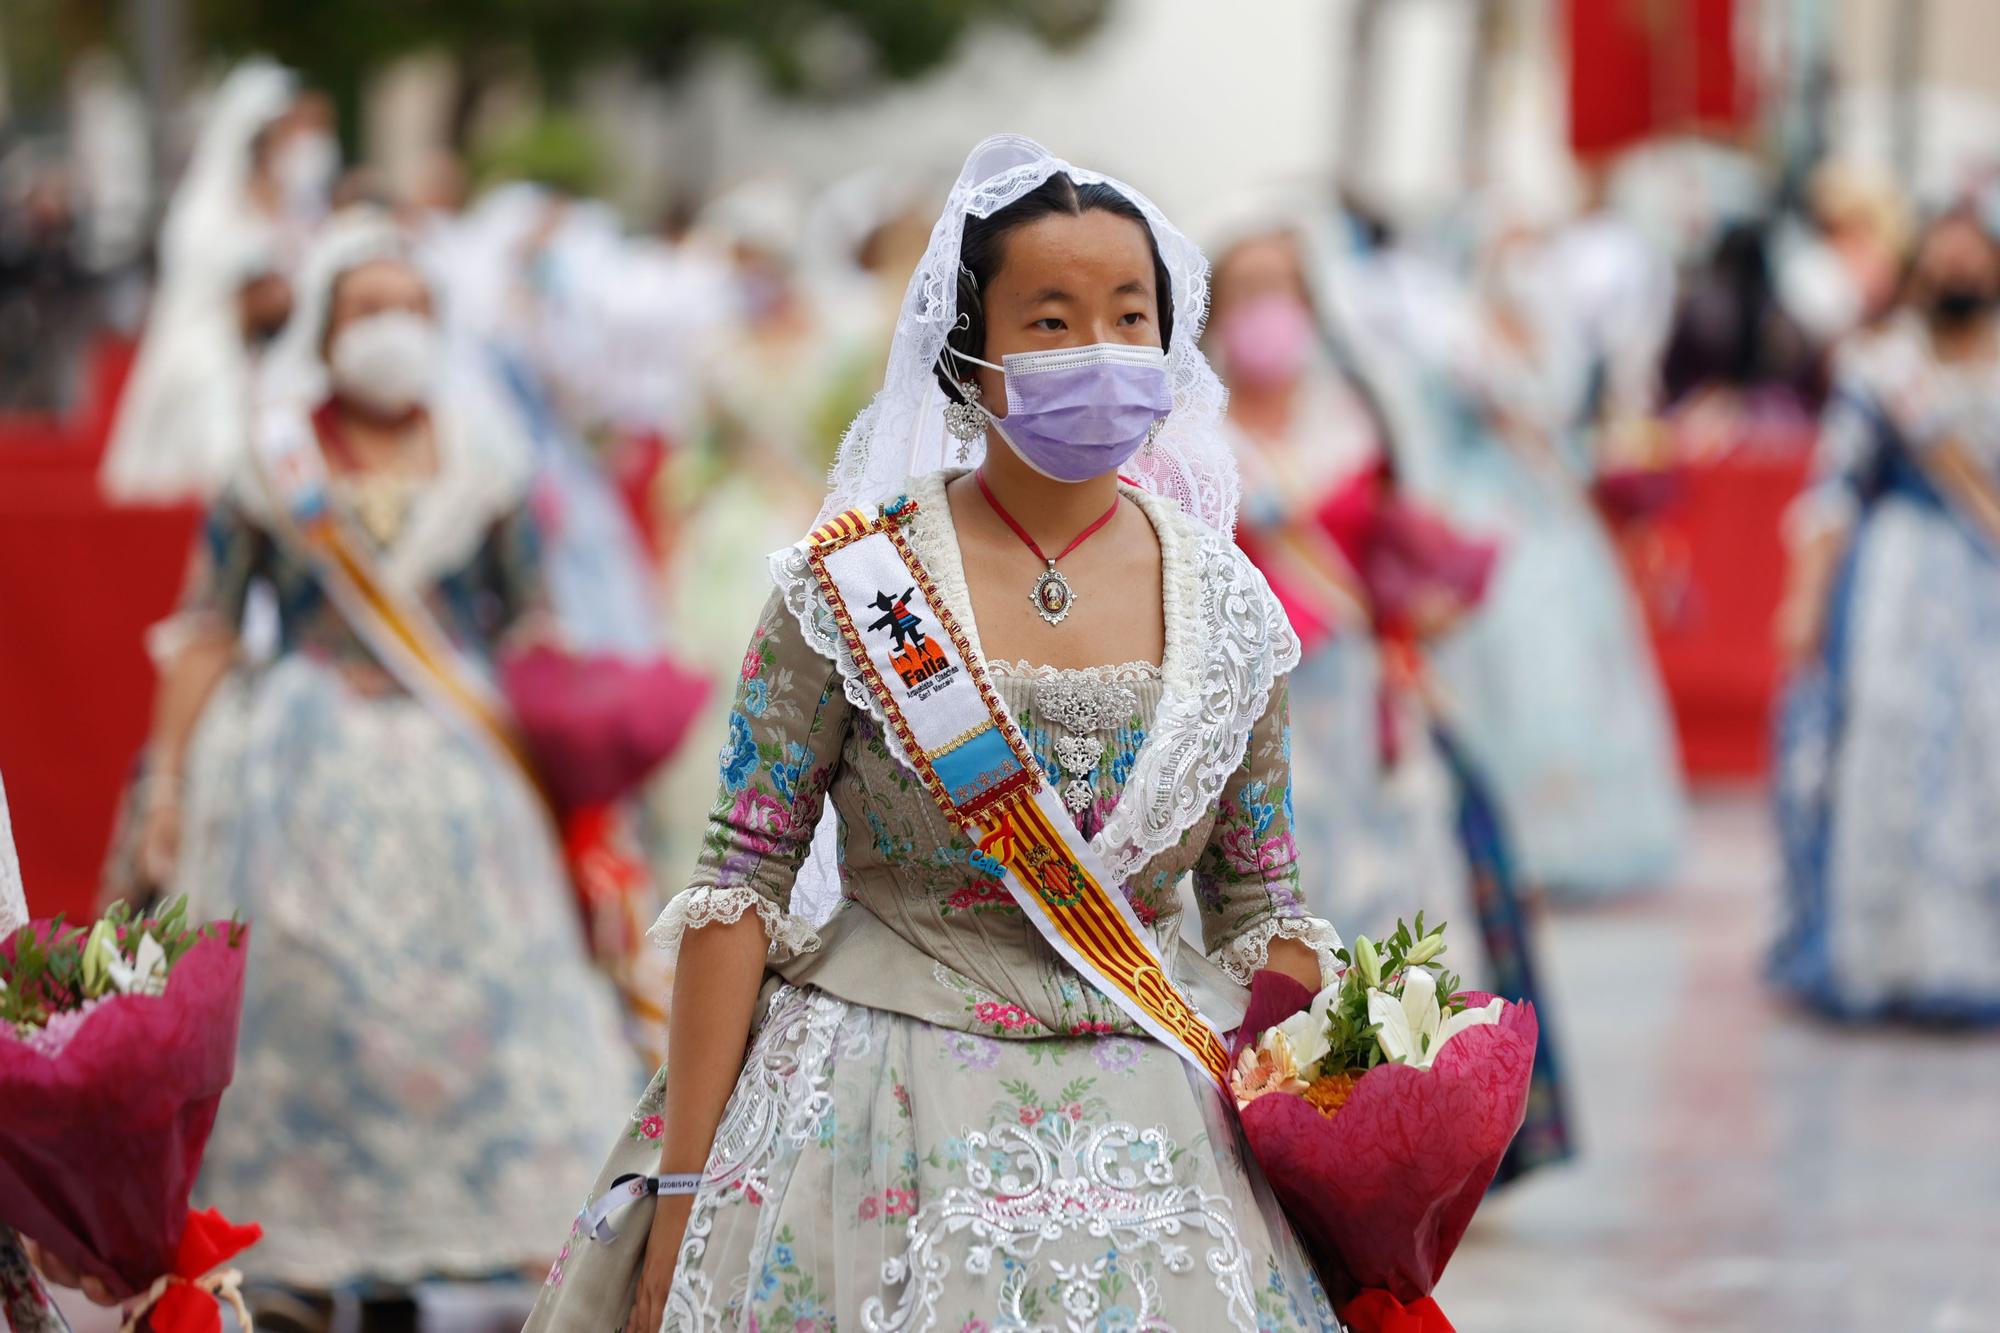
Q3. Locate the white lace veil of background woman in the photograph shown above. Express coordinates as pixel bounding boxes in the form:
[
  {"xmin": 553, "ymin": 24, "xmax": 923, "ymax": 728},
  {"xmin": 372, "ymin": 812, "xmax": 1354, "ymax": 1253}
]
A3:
[
  {"xmin": 259, "ymin": 206, "xmax": 410, "ymax": 410},
  {"xmin": 100, "ymin": 62, "xmax": 297, "ymax": 501},
  {"xmin": 781, "ymin": 135, "xmax": 1241, "ymax": 926},
  {"xmin": 818, "ymin": 132, "xmax": 1241, "ymax": 535},
  {"xmin": 236, "ymin": 208, "xmax": 533, "ymax": 594}
]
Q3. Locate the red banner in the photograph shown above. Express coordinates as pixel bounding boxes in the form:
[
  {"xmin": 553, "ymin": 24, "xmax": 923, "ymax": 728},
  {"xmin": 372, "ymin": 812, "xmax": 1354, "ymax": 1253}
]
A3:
[{"xmin": 1567, "ymin": 0, "xmax": 1753, "ymax": 157}]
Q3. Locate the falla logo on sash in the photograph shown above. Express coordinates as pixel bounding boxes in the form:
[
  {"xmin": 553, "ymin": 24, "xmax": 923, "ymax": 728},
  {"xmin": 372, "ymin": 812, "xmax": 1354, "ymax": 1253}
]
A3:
[
  {"xmin": 806, "ymin": 495, "xmax": 1233, "ymax": 1088},
  {"xmin": 866, "ymin": 587, "xmax": 959, "ymax": 700}
]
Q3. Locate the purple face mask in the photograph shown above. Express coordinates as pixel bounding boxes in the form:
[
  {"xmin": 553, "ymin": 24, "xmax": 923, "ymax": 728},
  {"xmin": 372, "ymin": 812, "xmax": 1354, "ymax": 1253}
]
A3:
[{"xmin": 958, "ymin": 343, "xmax": 1172, "ymax": 483}]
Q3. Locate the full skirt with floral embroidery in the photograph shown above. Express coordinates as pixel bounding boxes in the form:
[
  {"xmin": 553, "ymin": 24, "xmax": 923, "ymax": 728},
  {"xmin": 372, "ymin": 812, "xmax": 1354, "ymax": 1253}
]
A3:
[
  {"xmin": 527, "ymin": 983, "xmax": 1343, "ymax": 1333},
  {"xmin": 173, "ymin": 656, "xmax": 645, "ymax": 1287}
]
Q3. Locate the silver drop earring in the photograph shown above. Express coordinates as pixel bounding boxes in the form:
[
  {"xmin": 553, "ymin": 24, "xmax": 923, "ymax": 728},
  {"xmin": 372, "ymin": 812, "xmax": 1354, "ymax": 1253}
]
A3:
[
  {"xmin": 1142, "ymin": 416, "xmax": 1166, "ymax": 457},
  {"xmin": 944, "ymin": 381, "xmax": 986, "ymax": 462}
]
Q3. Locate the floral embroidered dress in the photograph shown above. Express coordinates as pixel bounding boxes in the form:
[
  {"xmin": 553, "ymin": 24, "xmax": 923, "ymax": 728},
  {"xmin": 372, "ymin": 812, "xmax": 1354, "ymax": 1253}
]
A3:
[
  {"xmin": 161, "ymin": 425, "xmax": 643, "ymax": 1288},
  {"xmin": 528, "ymin": 471, "xmax": 1345, "ymax": 1332}
]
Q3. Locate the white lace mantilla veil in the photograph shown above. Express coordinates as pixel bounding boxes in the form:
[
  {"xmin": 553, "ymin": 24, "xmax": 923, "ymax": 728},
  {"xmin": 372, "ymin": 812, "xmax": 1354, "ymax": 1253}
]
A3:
[
  {"xmin": 100, "ymin": 61, "xmax": 296, "ymax": 501},
  {"xmin": 230, "ymin": 208, "xmax": 533, "ymax": 593},
  {"xmin": 778, "ymin": 134, "xmax": 1249, "ymax": 926},
  {"xmin": 815, "ymin": 133, "xmax": 1239, "ymax": 533}
]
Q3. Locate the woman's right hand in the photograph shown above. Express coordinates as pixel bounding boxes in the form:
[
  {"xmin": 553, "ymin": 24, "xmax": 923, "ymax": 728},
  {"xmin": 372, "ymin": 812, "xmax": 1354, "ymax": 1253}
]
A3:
[
  {"xmin": 136, "ymin": 788, "xmax": 182, "ymax": 891},
  {"xmin": 624, "ymin": 1193, "xmax": 693, "ymax": 1333}
]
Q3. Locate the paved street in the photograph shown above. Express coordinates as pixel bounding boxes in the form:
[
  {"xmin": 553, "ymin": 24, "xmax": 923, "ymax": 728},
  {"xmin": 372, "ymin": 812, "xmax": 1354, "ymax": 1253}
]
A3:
[{"xmin": 1438, "ymin": 792, "xmax": 2000, "ymax": 1332}]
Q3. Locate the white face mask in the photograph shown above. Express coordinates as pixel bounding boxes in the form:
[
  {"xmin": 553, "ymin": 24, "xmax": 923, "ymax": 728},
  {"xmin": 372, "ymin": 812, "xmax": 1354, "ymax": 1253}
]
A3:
[{"xmin": 328, "ymin": 310, "xmax": 439, "ymax": 415}]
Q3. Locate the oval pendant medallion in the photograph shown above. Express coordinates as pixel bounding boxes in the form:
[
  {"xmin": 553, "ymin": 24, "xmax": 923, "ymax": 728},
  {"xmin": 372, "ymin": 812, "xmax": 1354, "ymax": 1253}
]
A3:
[{"xmin": 1030, "ymin": 568, "xmax": 1075, "ymax": 626}]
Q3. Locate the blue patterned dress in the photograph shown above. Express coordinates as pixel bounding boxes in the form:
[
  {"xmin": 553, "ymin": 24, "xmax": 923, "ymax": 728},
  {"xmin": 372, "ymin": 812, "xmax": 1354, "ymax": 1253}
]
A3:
[
  {"xmin": 1772, "ymin": 319, "xmax": 2000, "ymax": 1021},
  {"xmin": 1403, "ymin": 323, "xmax": 1687, "ymax": 898}
]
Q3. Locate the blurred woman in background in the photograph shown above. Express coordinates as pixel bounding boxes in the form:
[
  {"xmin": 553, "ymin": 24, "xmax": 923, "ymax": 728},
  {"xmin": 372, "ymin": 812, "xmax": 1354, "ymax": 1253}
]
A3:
[
  {"xmin": 1773, "ymin": 209, "xmax": 2000, "ymax": 1023},
  {"xmin": 122, "ymin": 209, "xmax": 639, "ymax": 1330},
  {"xmin": 100, "ymin": 60, "xmax": 336, "ymax": 502},
  {"xmin": 1400, "ymin": 217, "xmax": 1687, "ymax": 900},
  {"xmin": 652, "ymin": 178, "xmax": 884, "ymax": 891},
  {"xmin": 1208, "ymin": 219, "xmax": 1476, "ymax": 972}
]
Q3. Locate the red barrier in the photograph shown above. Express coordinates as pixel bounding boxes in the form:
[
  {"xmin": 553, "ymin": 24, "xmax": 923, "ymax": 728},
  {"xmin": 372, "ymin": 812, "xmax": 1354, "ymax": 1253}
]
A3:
[
  {"xmin": 0, "ymin": 339, "xmax": 197, "ymax": 922},
  {"xmin": 1615, "ymin": 436, "xmax": 1811, "ymax": 781}
]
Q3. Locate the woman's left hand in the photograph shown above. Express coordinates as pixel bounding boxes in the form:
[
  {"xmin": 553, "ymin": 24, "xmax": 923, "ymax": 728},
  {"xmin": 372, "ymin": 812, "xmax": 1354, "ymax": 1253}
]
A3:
[{"xmin": 1265, "ymin": 936, "xmax": 1327, "ymax": 993}]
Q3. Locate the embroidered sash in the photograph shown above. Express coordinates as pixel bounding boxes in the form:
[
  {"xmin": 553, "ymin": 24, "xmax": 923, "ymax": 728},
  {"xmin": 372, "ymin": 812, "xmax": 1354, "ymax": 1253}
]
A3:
[{"xmin": 807, "ymin": 496, "xmax": 1232, "ymax": 1089}]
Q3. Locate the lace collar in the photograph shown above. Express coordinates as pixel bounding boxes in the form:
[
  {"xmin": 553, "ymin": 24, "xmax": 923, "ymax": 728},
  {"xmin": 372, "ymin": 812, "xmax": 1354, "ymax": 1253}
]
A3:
[
  {"xmin": 772, "ymin": 469, "xmax": 1299, "ymax": 886},
  {"xmin": 229, "ymin": 399, "xmax": 531, "ymax": 597},
  {"xmin": 987, "ymin": 659, "xmax": 1163, "ymax": 685}
]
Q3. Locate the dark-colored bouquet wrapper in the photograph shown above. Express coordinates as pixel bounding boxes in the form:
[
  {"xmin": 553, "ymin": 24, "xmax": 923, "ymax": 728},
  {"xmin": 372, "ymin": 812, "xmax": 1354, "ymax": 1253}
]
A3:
[
  {"xmin": 1315, "ymin": 465, "xmax": 1499, "ymax": 643},
  {"xmin": 1233, "ymin": 971, "xmax": 1539, "ymax": 1333},
  {"xmin": 0, "ymin": 924, "xmax": 256, "ymax": 1324}
]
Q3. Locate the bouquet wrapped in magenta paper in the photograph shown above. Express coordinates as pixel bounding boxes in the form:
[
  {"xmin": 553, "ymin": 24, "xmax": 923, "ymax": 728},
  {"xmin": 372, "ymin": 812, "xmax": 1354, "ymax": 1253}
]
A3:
[
  {"xmin": 1231, "ymin": 917, "xmax": 1538, "ymax": 1333},
  {"xmin": 0, "ymin": 899, "xmax": 259, "ymax": 1333},
  {"xmin": 499, "ymin": 642, "xmax": 712, "ymax": 814}
]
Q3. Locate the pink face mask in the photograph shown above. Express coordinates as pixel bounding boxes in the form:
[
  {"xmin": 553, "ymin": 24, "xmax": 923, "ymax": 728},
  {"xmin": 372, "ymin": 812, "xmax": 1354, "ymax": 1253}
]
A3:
[{"xmin": 1218, "ymin": 294, "xmax": 1315, "ymax": 390}]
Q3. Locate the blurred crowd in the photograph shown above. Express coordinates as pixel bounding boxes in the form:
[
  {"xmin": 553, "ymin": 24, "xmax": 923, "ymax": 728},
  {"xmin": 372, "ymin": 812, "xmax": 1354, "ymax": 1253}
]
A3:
[{"xmin": 7, "ymin": 44, "xmax": 2000, "ymax": 1324}]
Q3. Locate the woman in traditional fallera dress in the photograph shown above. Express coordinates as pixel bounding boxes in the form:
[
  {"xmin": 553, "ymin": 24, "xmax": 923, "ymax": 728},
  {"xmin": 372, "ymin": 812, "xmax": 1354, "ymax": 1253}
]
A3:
[
  {"xmin": 1772, "ymin": 209, "xmax": 2000, "ymax": 1022},
  {"xmin": 1397, "ymin": 219, "xmax": 1686, "ymax": 899},
  {"xmin": 1208, "ymin": 218, "xmax": 1481, "ymax": 982},
  {"xmin": 528, "ymin": 136, "xmax": 1347, "ymax": 1332},
  {"xmin": 124, "ymin": 211, "xmax": 640, "ymax": 1326}
]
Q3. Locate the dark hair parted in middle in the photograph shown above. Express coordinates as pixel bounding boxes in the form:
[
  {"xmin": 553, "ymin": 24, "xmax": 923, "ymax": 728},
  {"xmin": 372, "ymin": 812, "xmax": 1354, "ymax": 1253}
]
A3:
[{"xmin": 934, "ymin": 173, "xmax": 1175, "ymax": 404}]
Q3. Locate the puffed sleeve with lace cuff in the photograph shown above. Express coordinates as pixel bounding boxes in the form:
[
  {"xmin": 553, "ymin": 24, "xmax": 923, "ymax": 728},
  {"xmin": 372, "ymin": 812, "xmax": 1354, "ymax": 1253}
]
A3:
[
  {"xmin": 647, "ymin": 587, "xmax": 850, "ymax": 964},
  {"xmin": 1191, "ymin": 677, "xmax": 1344, "ymax": 987}
]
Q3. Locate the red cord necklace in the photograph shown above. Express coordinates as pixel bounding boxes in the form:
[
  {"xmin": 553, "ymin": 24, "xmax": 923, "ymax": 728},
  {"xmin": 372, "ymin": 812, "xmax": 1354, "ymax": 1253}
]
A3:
[{"xmin": 975, "ymin": 467, "xmax": 1120, "ymax": 626}]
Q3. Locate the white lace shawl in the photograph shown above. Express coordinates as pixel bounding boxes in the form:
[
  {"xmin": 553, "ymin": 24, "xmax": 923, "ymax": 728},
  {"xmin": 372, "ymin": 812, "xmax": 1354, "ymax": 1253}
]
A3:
[
  {"xmin": 767, "ymin": 470, "xmax": 1304, "ymax": 939},
  {"xmin": 818, "ymin": 133, "xmax": 1241, "ymax": 538}
]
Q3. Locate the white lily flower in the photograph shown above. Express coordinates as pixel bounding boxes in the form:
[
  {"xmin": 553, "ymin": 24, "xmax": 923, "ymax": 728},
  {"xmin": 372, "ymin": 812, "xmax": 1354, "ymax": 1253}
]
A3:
[
  {"xmin": 1405, "ymin": 930, "xmax": 1448, "ymax": 967},
  {"xmin": 1368, "ymin": 984, "xmax": 1505, "ymax": 1069},
  {"xmin": 106, "ymin": 931, "xmax": 168, "ymax": 997},
  {"xmin": 1428, "ymin": 996, "xmax": 1506, "ymax": 1067},
  {"xmin": 79, "ymin": 918, "xmax": 117, "ymax": 998},
  {"xmin": 1273, "ymin": 986, "xmax": 1337, "ymax": 1072},
  {"xmin": 1366, "ymin": 985, "xmax": 1417, "ymax": 1064},
  {"xmin": 1350, "ymin": 935, "xmax": 1382, "ymax": 989}
]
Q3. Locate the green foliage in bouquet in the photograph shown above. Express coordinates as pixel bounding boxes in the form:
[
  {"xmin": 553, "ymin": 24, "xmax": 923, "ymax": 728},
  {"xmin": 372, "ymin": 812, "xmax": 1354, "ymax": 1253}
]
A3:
[
  {"xmin": 0, "ymin": 898, "xmax": 244, "ymax": 1034},
  {"xmin": 1322, "ymin": 912, "xmax": 1468, "ymax": 1072}
]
